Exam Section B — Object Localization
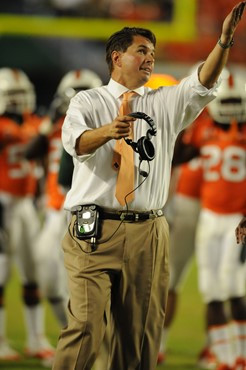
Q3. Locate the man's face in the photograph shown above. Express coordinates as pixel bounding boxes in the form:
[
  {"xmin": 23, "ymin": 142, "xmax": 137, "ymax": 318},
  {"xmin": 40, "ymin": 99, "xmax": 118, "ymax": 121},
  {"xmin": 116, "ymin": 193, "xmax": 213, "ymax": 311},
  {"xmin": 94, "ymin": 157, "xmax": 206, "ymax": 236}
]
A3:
[{"xmin": 114, "ymin": 35, "xmax": 155, "ymax": 89}]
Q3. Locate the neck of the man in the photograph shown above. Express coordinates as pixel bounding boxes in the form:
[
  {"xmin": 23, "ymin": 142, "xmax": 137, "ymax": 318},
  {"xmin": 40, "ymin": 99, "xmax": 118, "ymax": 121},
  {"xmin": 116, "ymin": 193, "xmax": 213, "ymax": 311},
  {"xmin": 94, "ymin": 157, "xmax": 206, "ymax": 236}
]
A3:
[{"xmin": 111, "ymin": 72, "xmax": 144, "ymax": 90}]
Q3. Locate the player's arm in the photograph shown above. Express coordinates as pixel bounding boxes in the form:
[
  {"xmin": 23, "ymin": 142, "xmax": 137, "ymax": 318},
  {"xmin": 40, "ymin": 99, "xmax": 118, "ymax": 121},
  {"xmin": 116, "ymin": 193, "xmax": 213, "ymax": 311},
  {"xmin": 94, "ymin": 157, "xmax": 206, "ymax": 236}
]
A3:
[
  {"xmin": 199, "ymin": 1, "xmax": 245, "ymax": 88},
  {"xmin": 24, "ymin": 117, "xmax": 52, "ymax": 160},
  {"xmin": 58, "ymin": 149, "xmax": 74, "ymax": 190},
  {"xmin": 235, "ymin": 216, "xmax": 246, "ymax": 244},
  {"xmin": 172, "ymin": 131, "xmax": 200, "ymax": 167},
  {"xmin": 25, "ymin": 134, "xmax": 49, "ymax": 160}
]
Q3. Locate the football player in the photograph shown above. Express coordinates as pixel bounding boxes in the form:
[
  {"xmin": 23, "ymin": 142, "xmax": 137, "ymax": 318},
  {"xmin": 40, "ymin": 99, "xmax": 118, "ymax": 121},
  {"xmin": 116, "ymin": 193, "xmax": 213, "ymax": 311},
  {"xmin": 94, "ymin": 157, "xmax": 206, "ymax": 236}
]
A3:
[
  {"xmin": 25, "ymin": 68, "xmax": 103, "ymax": 333},
  {"xmin": 157, "ymin": 68, "xmax": 232, "ymax": 369},
  {"xmin": 0, "ymin": 67, "xmax": 55, "ymax": 363},
  {"xmin": 158, "ymin": 111, "xmax": 216, "ymax": 368},
  {"xmin": 187, "ymin": 71, "xmax": 246, "ymax": 370}
]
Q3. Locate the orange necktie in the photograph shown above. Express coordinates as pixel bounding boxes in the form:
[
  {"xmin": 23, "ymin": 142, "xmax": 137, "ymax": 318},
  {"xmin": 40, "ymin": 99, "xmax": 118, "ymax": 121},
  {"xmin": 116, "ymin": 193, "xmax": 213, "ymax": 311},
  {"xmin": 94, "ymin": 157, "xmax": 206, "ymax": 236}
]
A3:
[{"xmin": 113, "ymin": 92, "xmax": 136, "ymax": 206}]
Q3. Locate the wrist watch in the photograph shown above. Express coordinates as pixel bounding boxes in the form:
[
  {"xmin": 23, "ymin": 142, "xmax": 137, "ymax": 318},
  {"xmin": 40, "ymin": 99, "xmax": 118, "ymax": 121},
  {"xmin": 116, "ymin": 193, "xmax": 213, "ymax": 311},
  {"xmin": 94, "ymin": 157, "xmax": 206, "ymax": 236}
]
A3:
[{"xmin": 218, "ymin": 37, "xmax": 234, "ymax": 49}]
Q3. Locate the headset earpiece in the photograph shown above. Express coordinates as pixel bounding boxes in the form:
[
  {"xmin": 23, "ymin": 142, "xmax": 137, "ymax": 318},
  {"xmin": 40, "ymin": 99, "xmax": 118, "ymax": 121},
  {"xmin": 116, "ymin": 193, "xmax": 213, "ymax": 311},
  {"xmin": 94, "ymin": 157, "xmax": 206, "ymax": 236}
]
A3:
[
  {"xmin": 137, "ymin": 136, "xmax": 155, "ymax": 161},
  {"xmin": 125, "ymin": 112, "xmax": 157, "ymax": 162}
]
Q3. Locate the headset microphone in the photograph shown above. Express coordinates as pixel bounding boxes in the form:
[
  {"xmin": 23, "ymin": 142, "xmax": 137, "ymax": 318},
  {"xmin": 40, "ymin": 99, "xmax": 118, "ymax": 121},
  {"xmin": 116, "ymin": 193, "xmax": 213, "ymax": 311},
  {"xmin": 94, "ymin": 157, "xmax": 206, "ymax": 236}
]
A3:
[
  {"xmin": 125, "ymin": 112, "xmax": 157, "ymax": 162},
  {"xmin": 139, "ymin": 170, "xmax": 148, "ymax": 178}
]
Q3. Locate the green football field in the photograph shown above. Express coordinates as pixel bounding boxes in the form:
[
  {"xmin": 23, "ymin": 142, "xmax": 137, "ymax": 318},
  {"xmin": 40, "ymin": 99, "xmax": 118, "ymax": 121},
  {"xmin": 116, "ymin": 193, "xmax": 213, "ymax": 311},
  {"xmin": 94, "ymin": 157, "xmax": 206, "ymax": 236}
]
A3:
[{"xmin": 2, "ymin": 260, "xmax": 206, "ymax": 370}]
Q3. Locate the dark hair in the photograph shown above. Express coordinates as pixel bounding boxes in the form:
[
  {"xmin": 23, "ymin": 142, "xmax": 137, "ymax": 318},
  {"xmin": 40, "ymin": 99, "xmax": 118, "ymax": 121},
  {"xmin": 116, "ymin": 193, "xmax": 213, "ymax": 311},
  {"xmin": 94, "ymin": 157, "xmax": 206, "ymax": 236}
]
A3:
[{"xmin": 105, "ymin": 27, "xmax": 156, "ymax": 74}]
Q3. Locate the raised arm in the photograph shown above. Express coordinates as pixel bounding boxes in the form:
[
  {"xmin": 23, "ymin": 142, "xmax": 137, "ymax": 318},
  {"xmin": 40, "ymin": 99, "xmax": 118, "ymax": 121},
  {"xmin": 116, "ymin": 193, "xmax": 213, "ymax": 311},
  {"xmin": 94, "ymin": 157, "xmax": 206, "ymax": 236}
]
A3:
[{"xmin": 199, "ymin": 1, "xmax": 245, "ymax": 88}]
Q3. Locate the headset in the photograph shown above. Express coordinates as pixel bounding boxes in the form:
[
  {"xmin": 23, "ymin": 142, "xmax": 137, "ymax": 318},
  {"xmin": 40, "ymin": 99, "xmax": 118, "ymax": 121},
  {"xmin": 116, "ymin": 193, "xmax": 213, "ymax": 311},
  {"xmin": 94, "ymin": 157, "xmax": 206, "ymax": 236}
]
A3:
[{"xmin": 125, "ymin": 112, "xmax": 157, "ymax": 162}]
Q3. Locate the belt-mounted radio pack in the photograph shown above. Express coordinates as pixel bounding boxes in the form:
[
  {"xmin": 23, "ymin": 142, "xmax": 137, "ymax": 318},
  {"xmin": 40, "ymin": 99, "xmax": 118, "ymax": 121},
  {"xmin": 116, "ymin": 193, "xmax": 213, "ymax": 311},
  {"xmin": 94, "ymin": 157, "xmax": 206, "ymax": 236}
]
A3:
[{"xmin": 74, "ymin": 205, "xmax": 100, "ymax": 247}]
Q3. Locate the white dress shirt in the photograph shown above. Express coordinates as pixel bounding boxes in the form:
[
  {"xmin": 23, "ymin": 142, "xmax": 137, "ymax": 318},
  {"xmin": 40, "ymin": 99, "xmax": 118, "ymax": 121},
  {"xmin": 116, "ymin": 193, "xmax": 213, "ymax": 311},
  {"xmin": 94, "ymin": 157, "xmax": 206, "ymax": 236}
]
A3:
[{"xmin": 62, "ymin": 68, "xmax": 218, "ymax": 211}]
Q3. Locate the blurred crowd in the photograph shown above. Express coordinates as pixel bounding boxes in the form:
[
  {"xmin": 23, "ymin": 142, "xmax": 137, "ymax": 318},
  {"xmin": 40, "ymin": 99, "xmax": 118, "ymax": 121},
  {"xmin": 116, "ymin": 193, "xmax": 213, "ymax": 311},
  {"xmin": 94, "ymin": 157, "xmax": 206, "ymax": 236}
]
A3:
[{"xmin": 0, "ymin": 0, "xmax": 174, "ymax": 20}]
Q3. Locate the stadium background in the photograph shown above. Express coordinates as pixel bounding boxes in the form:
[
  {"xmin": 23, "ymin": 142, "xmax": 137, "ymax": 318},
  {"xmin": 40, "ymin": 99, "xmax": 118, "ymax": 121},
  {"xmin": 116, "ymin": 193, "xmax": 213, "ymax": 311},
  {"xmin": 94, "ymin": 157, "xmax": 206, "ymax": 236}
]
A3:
[
  {"xmin": 0, "ymin": 0, "xmax": 245, "ymax": 369},
  {"xmin": 1, "ymin": 0, "xmax": 246, "ymax": 109}
]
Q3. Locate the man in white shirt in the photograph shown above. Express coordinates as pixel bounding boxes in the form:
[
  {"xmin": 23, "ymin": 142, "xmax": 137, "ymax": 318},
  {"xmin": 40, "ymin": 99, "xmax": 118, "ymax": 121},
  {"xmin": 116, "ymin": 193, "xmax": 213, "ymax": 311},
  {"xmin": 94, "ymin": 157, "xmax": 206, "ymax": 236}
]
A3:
[{"xmin": 53, "ymin": 2, "xmax": 245, "ymax": 369}]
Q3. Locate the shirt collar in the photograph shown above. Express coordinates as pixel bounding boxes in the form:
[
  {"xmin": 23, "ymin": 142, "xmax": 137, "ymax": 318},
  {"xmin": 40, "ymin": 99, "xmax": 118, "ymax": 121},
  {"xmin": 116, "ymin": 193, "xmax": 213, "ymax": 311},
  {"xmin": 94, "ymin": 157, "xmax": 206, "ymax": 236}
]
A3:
[{"xmin": 107, "ymin": 78, "xmax": 145, "ymax": 99}]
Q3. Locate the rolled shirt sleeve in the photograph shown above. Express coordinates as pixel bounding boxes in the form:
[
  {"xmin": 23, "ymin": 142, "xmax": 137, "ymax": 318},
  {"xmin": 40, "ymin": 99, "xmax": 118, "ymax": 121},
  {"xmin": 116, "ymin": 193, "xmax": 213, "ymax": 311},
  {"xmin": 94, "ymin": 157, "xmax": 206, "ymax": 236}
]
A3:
[
  {"xmin": 62, "ymin": 93, "xmax": 95, "ymax": 162},
  {"xmin": 165, "ymin": 67, "xmax": 220, "ymax": 134}
]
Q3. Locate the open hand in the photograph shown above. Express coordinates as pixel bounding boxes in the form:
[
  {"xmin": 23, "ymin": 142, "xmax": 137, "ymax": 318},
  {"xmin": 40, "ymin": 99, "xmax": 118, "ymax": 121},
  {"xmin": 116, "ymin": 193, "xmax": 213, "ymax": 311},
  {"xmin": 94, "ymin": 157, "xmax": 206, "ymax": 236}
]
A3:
[{"xmin": 222, "ymin": 1, "xmax": 246, "ymax": 39}]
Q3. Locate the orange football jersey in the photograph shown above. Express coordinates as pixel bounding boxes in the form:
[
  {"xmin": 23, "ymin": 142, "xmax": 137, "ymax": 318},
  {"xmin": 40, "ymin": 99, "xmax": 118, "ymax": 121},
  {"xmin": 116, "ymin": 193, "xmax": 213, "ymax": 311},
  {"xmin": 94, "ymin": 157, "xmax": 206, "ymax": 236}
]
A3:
[
  {"xmin": 176, "ymin": 158, "xmax": 203, "ymax": 199},
  {"xmin": 45, "ymin": 117, "xmax": 65, "ymax": 210},
  {"xmin": 187, "ymin": 118, "xmax": 246, "ymax": 214},
  {"xmin": 175, "ymin": 111, "xmax": 209, "ymax": 199},
  {"xmin": 0, "ymin": 114, "xmax": 42, "ymax": 197}
]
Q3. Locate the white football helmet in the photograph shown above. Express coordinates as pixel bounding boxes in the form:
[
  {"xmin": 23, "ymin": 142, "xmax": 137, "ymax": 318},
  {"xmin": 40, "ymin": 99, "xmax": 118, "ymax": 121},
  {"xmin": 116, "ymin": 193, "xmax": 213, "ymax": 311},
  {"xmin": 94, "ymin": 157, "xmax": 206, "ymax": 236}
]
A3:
[
  {"xmin": 207, "ymin": 71, "xmax": 246, "ymax": 124},
  {"xmin": 0, "ymin": 67, "xmax": 36, "ymax": 115},
  {"xmin": 51, "ymin": 69, "xmax": 103, "ymax": 117}
]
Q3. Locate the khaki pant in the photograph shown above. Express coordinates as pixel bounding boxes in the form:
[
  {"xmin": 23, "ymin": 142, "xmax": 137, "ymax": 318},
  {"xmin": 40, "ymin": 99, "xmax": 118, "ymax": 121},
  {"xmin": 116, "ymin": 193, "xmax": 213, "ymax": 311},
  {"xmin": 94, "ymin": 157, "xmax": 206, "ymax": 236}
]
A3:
[{"xmin": 53, "ymin": 215, "xmax": 170, "ymax": 370}]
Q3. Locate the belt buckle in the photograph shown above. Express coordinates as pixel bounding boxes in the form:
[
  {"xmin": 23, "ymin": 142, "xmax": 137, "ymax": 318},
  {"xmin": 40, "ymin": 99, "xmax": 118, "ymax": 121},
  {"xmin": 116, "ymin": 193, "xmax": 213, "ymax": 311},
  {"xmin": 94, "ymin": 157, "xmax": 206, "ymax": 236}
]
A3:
[
  {"xmin": 120, "ymin": 212, "xmax": 139, "ymax": 222},
  {"xmin": 120, "ymin": 212, "xmax": 133, "ymax": 221}
]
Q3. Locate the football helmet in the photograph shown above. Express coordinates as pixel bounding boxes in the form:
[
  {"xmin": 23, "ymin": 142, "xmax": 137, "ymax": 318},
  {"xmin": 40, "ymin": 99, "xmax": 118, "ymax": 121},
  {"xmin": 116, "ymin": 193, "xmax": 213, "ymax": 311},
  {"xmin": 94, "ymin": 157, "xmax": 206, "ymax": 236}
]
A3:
[
  {"xmin": 0, "ymin": 67, "xmax": 36, "ymax": 115},
  {"xmin": 145, "ymin": 73, "xmax": 178, "ymax": 88},
  {"xmin": 208, "ymin": 71, "xmax": 246, "ymax": 124},
  {"xmin": 51, "ymin": 69, "xmax": 103, "ymax": 118}
]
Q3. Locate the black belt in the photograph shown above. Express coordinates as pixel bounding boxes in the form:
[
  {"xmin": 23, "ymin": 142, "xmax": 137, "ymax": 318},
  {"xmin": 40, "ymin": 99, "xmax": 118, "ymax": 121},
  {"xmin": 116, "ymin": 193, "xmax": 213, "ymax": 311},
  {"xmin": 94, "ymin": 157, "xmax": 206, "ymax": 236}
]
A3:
[
  {"xmin": 100, "ymin": 208, "xmax": 164, "ymax": 222},
  {"xmin": 71, "ymin": 206, "xmax": 164, "ymax": 222}
]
